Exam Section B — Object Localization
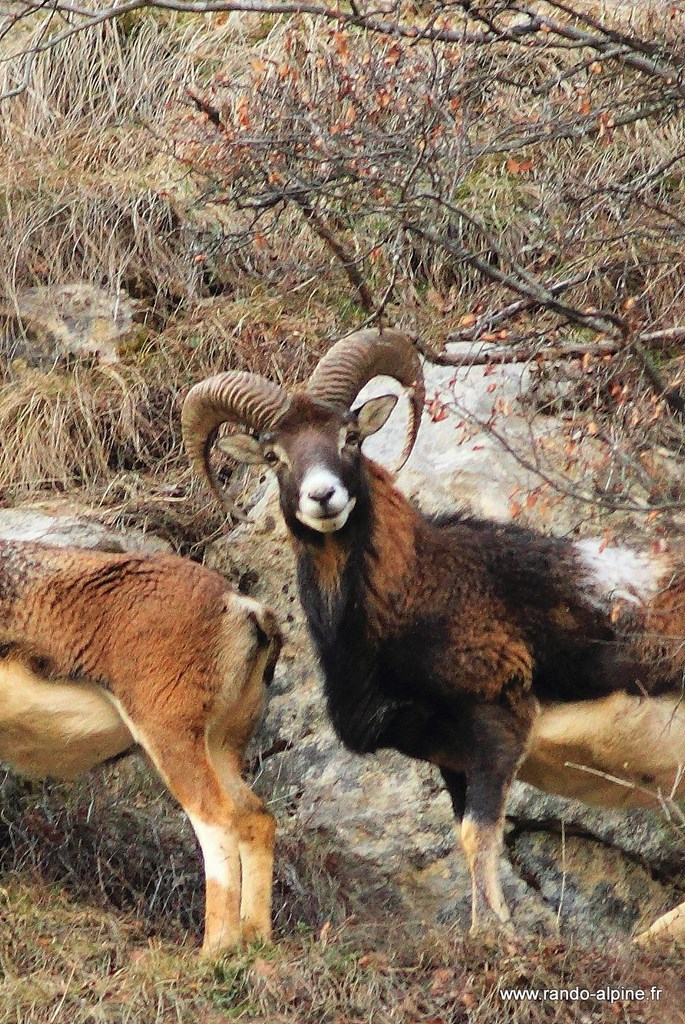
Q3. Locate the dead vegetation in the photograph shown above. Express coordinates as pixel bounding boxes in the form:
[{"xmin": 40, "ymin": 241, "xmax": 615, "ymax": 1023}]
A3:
[
  {"xmin": 0, "ymin": 291, "xmax": 333, "ymax": 522},
  {"xmin": 1, "ymin": 759, "xmax": 684, "ymax": 1024},
  {"xmin": 0, "ymin": 15, "xmax": 209, "ymax": 310},
  {"xmin": 172, "ymin": 2, "xmax": 685, "ymax": 514},
  {"xmin": 0, "ymin": 3, "xmax": 684, "ymax": 1019},
  {"xmin": 0, "ymin": 3, "xmax": 682, "ymax": 522}
]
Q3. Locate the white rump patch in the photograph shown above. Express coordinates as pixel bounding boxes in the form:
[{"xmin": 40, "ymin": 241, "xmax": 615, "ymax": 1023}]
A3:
[{"xmin": 574, "ymin": 537, "xmax": 670, "ymax": 609}]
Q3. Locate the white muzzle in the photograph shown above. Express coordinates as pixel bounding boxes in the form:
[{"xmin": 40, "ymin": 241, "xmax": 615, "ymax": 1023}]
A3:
[{"xmin": 296, "ymin": 466, "xmax": 356, "ymax": 534}]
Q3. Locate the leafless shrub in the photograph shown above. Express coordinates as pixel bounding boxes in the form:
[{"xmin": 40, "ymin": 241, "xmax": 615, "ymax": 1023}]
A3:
[{"xmin": 172, "ymin": 5, "xmax": 685, "ymax": 518}]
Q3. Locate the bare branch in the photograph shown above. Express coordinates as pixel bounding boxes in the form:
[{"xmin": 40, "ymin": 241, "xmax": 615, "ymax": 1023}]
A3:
[
  {"xmin": 3, "ymin": 0, "xmax": 685, "ymax": 102},
  {"xmin": 447, "ymin": 271, "xmax": 601, "ymax": 341},
  {"xmin": 295, "ymin": 197, "xmax": 376, "ymax": 314},
  {"xmin": 415, "ymin": 336, "xmax": 620, "ymax": 368},
  {"xmin": 403, "ymin": 212, "xmax": 629, "ymax": 338}
]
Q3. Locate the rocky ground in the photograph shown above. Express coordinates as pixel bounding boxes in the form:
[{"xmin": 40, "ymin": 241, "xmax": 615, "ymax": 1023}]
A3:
[
  {"xmin": 1, "ymin": 350, "xmax": 683, "ymax": 1022},
  {"xmin": 1, "ymin": 2, "xmax": 684, "ymax": 1020}
]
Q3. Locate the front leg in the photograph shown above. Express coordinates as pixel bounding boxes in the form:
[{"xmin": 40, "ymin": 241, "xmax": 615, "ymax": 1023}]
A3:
[
  {"xmin": 440, "ymin": 766, "xmax": 466, "ymax": 821},
  {"xmin": 460, "ymin": 700, "xmax": 534, "ymax": 933}
]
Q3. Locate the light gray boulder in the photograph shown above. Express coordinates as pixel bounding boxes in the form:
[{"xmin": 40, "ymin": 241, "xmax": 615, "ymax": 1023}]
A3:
[
  {"xmin": 0, "ymin": 507, "xmax": 171, "ymax": 554},
  {"xmin": 0, "ymin": 283, "xmax": 139, "ymax": 367}
]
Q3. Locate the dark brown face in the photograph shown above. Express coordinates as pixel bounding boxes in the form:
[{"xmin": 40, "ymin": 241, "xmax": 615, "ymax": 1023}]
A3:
[
  {"xmin": 218, "ymin": 394, "xmax": 398, "ymax": 536},
  {"xmin": 269, "ymin": 408, "xmax": 364, "ymax": 534}
]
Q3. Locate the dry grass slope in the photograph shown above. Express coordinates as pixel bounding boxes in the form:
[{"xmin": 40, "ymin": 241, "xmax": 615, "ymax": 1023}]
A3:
[
  {"xmin": 0, "ymin": 4, "xmax": 684, "ymax": 1022},
  {"xmin": 1, "ymin": 758, "xmax": 684, "ymax": 1024}
]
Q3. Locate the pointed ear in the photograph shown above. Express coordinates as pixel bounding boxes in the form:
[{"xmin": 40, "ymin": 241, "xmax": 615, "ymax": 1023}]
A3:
[
  {"xmin": 217, "ymin": 434, "xmax": 266, "ymax": 465},
  {"xmin": 355, "ymin": 394, "xmax": 398, "ymax": 440}
]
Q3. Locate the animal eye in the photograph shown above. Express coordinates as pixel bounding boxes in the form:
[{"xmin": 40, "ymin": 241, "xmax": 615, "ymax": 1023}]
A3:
[
  {"xmin": 264, "ymin": 450, "xmax": 279, "ymax": 465},
  {"xmin": 346, "ymin": 430, "xmax": 360, "ymax": 446}
]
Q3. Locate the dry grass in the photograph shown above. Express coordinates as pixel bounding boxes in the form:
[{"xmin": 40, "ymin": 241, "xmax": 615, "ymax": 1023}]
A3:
[
  {"xmin": 0, "ymin": 364, "xmax": 173, "ymax": 494},
  {"xmin": 0, "ymin": 290, "xmax": 338, "ymax": 525},
  {"xmin": 0, "ymin": 12, "xmax": 247, "ymax": 310},
  {"xmin": 1, "ymin": 890, "xmax": 684, "ymax": 1024},
  {"xmin": 1, "ymin": 756, "xmax": 684, "ymax": 1024}
]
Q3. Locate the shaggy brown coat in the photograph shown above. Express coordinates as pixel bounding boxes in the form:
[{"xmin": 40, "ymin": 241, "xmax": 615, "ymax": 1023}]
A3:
[{"xmin": 0, "ymin": 541, "xmax": 280, "ymax": 954}]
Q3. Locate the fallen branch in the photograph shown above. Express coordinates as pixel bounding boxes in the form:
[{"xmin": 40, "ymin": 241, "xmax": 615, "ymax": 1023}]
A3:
[
  {"xmin": 438, "ymin": 328, "xmax": 685, "ymax": 363},
  {"xmin": 640, "ymin": 327, "xmax": 685, "ymax": 347},
  {"xmin": 414, "ymin": 336, "xmax": 620, "ymax": 367}
]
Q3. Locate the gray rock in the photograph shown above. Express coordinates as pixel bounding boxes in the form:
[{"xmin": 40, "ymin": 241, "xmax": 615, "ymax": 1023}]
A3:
[
  {"xmin": 0, "ymin": 508, "xmax": 171, "ymax": 554},
  {"xmin": 0, "ymin": 283, "xmax": 140, "ymax": 367}
]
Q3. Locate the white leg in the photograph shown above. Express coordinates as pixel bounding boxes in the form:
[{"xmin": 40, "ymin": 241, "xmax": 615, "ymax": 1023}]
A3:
[{"xmin": 187, "ymin": 815, "xmax": 242, "ymax": 954}]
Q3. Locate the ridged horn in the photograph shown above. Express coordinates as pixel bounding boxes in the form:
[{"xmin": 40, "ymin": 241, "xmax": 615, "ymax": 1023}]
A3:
[
  {"xmin": 307, "ymin": 328, "xmax": 424, "ymax": 470},
  {"xmin": 182, "ymin": 371, "xmax": 290, "ymax": 508}
]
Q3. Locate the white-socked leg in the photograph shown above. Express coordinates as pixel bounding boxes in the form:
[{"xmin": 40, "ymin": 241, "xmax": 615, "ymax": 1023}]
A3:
[
  {"xmin": 114, "ymin": 709, "xmax": 245, "ymax": 956},
  {"xmin": 187, "ymin": 814, "xmax": 242, "ymax": 953},
  {"xmin": 210, "ymin": 746, "xmax": 275, "ymax": 944},
  {"xmin": 113, "ymin": 677, "xmax": 275, "ymax": 957},
  {"xmin": 461, "ymin": 816, "xmax": 511, "ymax": 929}
]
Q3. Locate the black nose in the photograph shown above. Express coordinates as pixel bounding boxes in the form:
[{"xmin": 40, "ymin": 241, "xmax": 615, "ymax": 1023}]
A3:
[{"xmin": 308, "ymin": 484, "xmax": 335, "ymax": 504}]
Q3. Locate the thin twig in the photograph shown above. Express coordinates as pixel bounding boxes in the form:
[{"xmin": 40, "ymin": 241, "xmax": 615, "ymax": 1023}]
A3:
[{"xmin": 295, "ymin": 197, "xmax": 376, "ymax": 315}]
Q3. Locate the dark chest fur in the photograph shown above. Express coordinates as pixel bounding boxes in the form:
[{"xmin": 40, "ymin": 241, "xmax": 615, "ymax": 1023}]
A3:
[
  {"xmin": 298, "ymin": 545, "xmax": 458, "ymax": 758},
  {"xmin": 296, "ymin": 501, "xmax": 508, "ymax": 763},
  {"xmin": 295, "ymin": 499, "xmax": 656, "ymax": 762}
]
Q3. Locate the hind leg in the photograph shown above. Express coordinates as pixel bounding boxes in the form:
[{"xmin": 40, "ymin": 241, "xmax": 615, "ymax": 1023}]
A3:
[
  {"xmin": 237, "ymin": 797, "xmax": 275, "ymax": 944},
  {"xmin": 186, "ymin": 809, "xmax": 242, "ymax": 953},
  {"xmin": 119, "ymin": 714, "xmax": 247, "ymax": 954},
  {"xmin": 211, "ymin": 745, "xmax": 275, "ymax": 944}
]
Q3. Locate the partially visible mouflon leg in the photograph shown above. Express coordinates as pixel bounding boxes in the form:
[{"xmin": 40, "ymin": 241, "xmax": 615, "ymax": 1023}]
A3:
[
  {"xmin": 634, "ymin": 901, "xmax": 685, "ymax": 946},
  {"xmin": 237, "ymin": 802, "xmax": 275, "ymax": 944},
  {"xmin": 440, "ymin": 766, "xmax": 510, "ymax": 929},
  {"xmin": 460, "ymin": 699, "xmax": 534, "ymax": 934},
  {"xmin": 210, "ymin": 744, "xmax": 275, "ymax": 945},
  {"xmin": 460, "ymin": 815, "xmax": 511, "ymax": 931},
  {"xmin": 123, "ymin": 715, "xmax": 246, "ymax": 955},
  {"xmin": 189, "ymin": 809, "xmax": 242, "ymax": 955}
]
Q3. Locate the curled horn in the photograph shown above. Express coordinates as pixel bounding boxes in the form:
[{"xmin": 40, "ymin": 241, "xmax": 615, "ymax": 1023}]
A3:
[
  {"xmin": 307, "ymin": 328, "xmax": 425, "ymax": 470},
  {"xmin": 182, "ymin": 372, "xmax": 290, "ymax": 510}
]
